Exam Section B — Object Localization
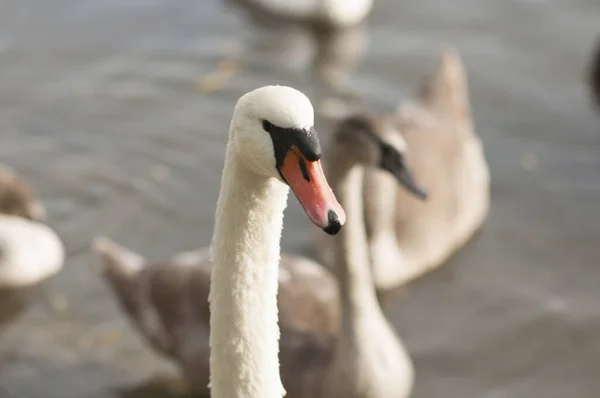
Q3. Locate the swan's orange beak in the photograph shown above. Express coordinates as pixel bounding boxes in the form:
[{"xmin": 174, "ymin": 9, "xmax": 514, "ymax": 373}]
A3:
[{"xmin": 279, "ymin": 147, "xmax": 346, "ymax": 235}]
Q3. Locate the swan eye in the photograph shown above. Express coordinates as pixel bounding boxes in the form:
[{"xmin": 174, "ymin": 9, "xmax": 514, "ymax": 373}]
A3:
[
  {"xmin": 262, "ymin": 120, "xmax": 273, "ymax": 133},
  {"xmin": 380, "ymin": 142, "xmax": 395, "ymax": 159},
  {"xmin": 379, "ymin": 142, "xmax": 402, "ymax": 169}
]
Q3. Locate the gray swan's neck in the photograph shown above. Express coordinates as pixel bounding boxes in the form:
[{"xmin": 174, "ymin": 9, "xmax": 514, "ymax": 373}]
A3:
[
  {"xmin": 329, "ymin": 160, "xmax": 384, "ymax": 328},
  {"xmin": 209, "ymin": 143, "xmax": 288, "ymax": 398},
  {"xmin": 325, "ymin": 159, "xmax": 413, "ymax": 398}
]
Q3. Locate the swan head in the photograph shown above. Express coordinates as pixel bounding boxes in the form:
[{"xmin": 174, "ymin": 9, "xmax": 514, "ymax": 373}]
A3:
[
  {"xmin": 230, "ymin": 85, "xmax": 346, "ymax": 235},
  {"xmin": 0, "ymin": 167, "xmax": 46, "ymax": 221},
  {"xmin": 333, "ymin": 114, "xmax": 428, "ymax": 200}
]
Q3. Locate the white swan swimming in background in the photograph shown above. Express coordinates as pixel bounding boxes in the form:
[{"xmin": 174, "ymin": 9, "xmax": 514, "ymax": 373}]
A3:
[
  {"xmin": 0, "ymin": 215, "xmax": 64, "ymax": 289},
  {"xmin": 0, "ymin": 167, "xmax": 64, "ymax": 289},
  {"xmin": 93, "ymin": 106, "xmax": 427, "ymax": 397},
  {"xmin": 237, "ymin": 0, "xmax": 373, "ymax": 27}
]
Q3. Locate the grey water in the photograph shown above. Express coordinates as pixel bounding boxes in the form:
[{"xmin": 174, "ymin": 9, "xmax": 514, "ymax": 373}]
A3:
[{"xmin": 0, "ymin": 0, "xmax": 599, "ymax": 397}]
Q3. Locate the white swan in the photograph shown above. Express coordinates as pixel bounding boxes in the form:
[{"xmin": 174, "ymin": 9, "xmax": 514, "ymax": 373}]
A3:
[
  {"xmin": 237, "ymin": 0, "xmax": 373, "ymax": 27},
  {"xmin": 0, "ymin": 167, "xmax": 64, "ymax": 289},
  {"xmin": 0, "ymin": 215, "xmax": 65, "ymax": 289},
  {"xmin": 93, "ymin": 111, "xmax": 426, "ymax": 397},
  {"xmin": 209, "ymin": 85, "xmax": 345, "ymax": 397}
]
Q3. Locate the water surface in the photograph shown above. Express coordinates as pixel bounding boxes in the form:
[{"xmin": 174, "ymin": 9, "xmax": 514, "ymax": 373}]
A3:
[{"xmin": 0, "ymin": 0, "xmax": 599, "ymax": 397}]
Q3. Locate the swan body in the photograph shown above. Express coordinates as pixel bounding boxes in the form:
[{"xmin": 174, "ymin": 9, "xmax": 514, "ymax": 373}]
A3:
[
  {"xmin": 0, "ymin": 215, "xmax": 65, "ymax": 289},
  {"xmin": 93, "ymin": 238, "xmax": 339, "ymax": 395},
  {"xmin": 240, "ymin": 0, "xmax": 373, "ymax": 27},
  {"xmin": 0, "ymin": 167, "xmax": 64, "ymax": 289},
  {"xmin": 94, "ymin": 99, "xmax": 425, "ymax": 397},
  {"xmin": 315, "ymin": 49, "xmax": 490, "ymax": 291},
  {"xmin": 207, "ymin": 85, "xmax": 345, "ymax": 398},
  {"xmin": 96, "ymin": 86, "xmax": 345, "ymax": 397}
]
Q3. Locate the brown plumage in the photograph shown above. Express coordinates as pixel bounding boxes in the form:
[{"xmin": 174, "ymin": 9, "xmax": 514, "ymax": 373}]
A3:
[
  {"xmin": 0, "ymin": 166, "xmax": 64, "ymax": 289},
  {"xmin": 0, "ymin": 166, "xmax": 46, "ymax": 221},
  {"xmin": 93, "ymin": 241, "xmax": 339, "ymax": 396},
  {"xmin": 92, "ymin": 88, "xmax": 427, "ymax": 396},
  {"xmin": 315, "ymin": 48, "xmax": 490, "ymax": 291}
]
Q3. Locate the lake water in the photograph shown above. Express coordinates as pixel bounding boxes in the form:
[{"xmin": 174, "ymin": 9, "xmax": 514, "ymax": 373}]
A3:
[{"xmin": 0, "ymin": 0, "xmax": 599, "ymax": 397}]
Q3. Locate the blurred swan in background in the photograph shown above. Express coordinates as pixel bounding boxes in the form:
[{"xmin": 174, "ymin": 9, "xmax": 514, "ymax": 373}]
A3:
[
  {"xmin": 315, "ymin": 49, "xmax": 491, "ymax": 291},
  {"xmin": 92, "ymin": 103, "xmax": 426, "ymax": 397},
  {"xmin": 227, "ymin": 0, "xmax": 369, "ymax": 97},
  {"xmin": 0, "ymin": 167, "xmax": 46, "ymax": 222},
  {"xmin": 0, "ymin": 166, "xmax": 64, "ymax": 289},
  {"xmin": 234, "ymin": 0, "xmax": 373, "ymax": 28}
]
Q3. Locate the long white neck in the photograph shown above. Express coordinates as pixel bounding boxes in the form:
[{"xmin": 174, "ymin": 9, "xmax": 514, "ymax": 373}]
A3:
[{"xmin": 209, "ymin": 140, "xmax": 288, "ymax": 398}]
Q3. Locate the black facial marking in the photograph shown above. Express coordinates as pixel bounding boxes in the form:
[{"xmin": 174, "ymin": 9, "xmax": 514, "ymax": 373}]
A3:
[
  {"xmin": 262, "ymin": 120, "xmax": 273, "ymax": 133},
  {"xmin": 380, "ymin": 143, "xmax": 428, "ymax": 200},
  {"xmin": 298, "ymin": 157, "xmax": 311, "ymax": 183},
  {"xmin": 338, "ymin": 116, "xmax": 400, "ymax": 168},
  {"xmin": 378, "ymin": 142, "xmax": 404, "ymax": 172},
  {"xmin": 262, "ymin": 119, "xmax": 322, "ymax": 171},
  {"xmin": 338, "ymin": 115, "xmax": 428, "ymax": 201},
  {"xmin": 336, "ymin": 115, "xmax": 389, "ymax": 154},
  {"xmin": 323, "ymin": 209, "xmax": 342, "ymax": 235}
]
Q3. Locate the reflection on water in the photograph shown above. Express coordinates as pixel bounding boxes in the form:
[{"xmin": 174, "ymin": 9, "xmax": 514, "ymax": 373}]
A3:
[
  {"xmin": 234, "ymin": 1, "xmax": 369, "ymax": 89},
  {"xmin": 0, "ymin": 290, "xmax": 30, "ymax": 334},
  {"xmin": 231, "ymin": 0, "xmax": 371, "ymax": 118},
  {"xmin": 0, "ymin": 0, "xmax": 599, "ymax": 397},
  {"xmin": 118, "ymin": 375, "xmax": 194, "ymax": 398}
]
